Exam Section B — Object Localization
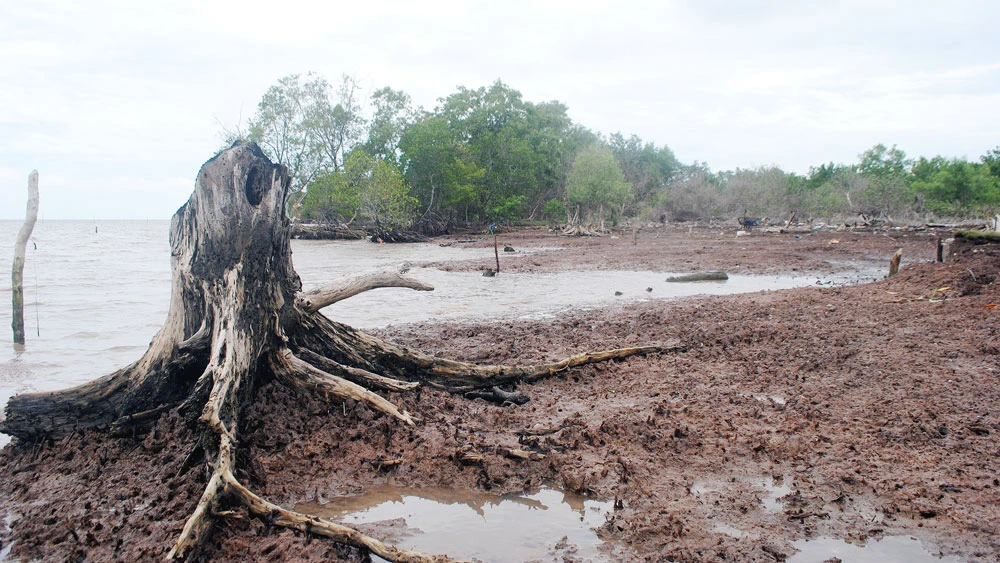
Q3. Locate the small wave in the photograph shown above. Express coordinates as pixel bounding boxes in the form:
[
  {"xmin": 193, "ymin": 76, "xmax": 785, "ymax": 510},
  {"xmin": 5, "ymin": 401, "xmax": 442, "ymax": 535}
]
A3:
[
  {"xmin": 101, "ymin": 345, "xmax": 146, "ymax": 353},
  {"xmin": 67, "ymin": 331, "xmax": 105, "ymax": 339}
]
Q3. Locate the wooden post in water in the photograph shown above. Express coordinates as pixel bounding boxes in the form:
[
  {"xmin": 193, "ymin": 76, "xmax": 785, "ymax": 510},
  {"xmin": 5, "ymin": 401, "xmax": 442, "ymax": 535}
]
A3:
[
  {"xmin": 493, "ymin": 233, "xmax": 500, "ymax": 274},
  {"xmin": 936, "ymin": 237, "xmax": 944, "ymax": 263},
  {"xmin": 12, "ymin": 170, "xmax": 40, "ymax": 346},
  {"xmin": 888, "ymin": 248, "xmax": 903, "ymax": 278}
]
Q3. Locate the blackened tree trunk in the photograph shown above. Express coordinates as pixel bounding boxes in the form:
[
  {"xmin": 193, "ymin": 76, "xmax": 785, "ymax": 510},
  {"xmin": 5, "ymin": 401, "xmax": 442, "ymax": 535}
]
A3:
[{"xmin": 0, "ymin": 142, "xmax": 674, "ymax": 562}]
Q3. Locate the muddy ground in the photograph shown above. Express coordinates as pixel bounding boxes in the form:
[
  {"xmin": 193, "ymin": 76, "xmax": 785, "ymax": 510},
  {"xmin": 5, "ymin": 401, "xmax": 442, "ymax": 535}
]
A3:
[{"xmin": 1, "ymin": 224, "xmax": 998, "ymax": 562}]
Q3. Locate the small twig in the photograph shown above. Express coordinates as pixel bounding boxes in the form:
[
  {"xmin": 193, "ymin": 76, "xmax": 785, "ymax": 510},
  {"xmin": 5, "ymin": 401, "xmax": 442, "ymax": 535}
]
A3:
[
  {"xmin": 464, "ymin": 386, "xmax": 530, "ymax": 405},
  {"xmin": 517, "ymin": 423, "xmax": 567, "ymax": 437},
  {"xmin": 500, "ymin": 447, "xmax": 546, "ymax": 461},
  {"xmin": 788, "ymin": 511, "xmax": 829, "ymax": 521}
]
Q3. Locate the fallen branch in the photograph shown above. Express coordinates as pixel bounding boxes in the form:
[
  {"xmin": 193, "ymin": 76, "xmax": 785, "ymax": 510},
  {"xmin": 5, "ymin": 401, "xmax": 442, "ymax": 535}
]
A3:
[
  {"xmin": 666, "ymin": 271, "xmax": 728, "ymax": 282},
  {"xmin": 273, "ymin": 348, "xmax": 415, "ymax": 426},
  {"xmin": 500, "ymin": 447, "xmax": 547, "ymax": 461},
  {"xmin": 295, "ymin": 263, "xmax": 434, "ymax": 313}
]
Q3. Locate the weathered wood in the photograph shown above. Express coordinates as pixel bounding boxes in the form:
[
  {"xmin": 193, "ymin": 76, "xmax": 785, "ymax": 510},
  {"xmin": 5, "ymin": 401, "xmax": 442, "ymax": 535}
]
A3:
[
  {"xmin": 666, "ymin": 271, "xmax": 728, "ymax": 282},
  {"xmin": 493, "ymin": 233, "xmax": 500, "ymax": 273},
  {"xmin": 464, "ymin": 386, "xmax": 530, "ymax": 405},
  {"xmin": 1, "ymin": 142, "xmax": 681, "ymax": 562},
  {"xmin": 295, "ymin": 263, "xmax": 433, "ymax": 313},
  {"xmin": 11, "ymin": 170, "xmax": 39, "ymax": 346},
  {"xmin": 501, "ymin": 447, "xmax": 546, "ymax": 461},
  {"xmin": 889, "ymin": 248, "xmax": 903, "ymax": 277}
]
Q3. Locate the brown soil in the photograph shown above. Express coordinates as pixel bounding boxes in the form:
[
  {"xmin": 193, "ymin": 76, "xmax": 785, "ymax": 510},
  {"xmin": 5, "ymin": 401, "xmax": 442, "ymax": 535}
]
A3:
[{"xmin": 2, "ymin": 225, "xmax": 998, "ymax": 562}]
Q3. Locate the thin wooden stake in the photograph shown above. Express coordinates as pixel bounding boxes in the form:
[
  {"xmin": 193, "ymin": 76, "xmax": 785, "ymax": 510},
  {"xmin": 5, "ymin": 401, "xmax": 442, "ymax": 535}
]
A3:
[
  {"xmin": 888, "ymin": 248, "xmax": 903, "ymax": 277},
  {"xmin": 493, "ymin": 233, "xmax": 500, "ymax": 274},
  {"xmin": 12, "ymin": 170, "xmax": 39, "ymax": 346}
]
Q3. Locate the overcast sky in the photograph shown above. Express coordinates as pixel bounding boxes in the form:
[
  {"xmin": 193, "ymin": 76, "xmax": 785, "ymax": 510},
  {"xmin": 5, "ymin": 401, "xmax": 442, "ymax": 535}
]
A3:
[{"xmin": 2, "ymin": 0, "xmax": 998, "ymax": 219}]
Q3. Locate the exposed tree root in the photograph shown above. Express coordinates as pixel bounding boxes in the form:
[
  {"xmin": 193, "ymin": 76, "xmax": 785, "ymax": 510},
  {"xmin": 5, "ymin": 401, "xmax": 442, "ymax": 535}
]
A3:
[
  {"xmin": 561, "ymin": 224, "xmax": 604, "ymax": 237},
  {"xmin": 0, "ymin": 142, "xmax": 683, "ymax": 562},
  {"xmin": 272, "ymin": 348, "xmax": 415, "ymax": 426}
]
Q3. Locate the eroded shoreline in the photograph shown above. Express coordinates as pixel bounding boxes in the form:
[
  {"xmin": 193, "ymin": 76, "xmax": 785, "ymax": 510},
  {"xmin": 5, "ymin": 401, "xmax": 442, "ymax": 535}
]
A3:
[{"xmin": 2, "ymin": 225, "xmax": 997, "ymax": 562}]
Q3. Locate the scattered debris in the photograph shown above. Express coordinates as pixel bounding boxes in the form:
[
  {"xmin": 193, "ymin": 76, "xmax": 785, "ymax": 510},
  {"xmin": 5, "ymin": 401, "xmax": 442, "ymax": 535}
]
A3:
[{"xmin": 464, "ymin": 386, "xmax": 530, "ymax": 405}]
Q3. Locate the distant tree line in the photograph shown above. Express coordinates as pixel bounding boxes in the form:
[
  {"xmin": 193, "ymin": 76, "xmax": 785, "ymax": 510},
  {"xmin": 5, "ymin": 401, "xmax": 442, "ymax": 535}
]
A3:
[{"xmin": 224, "ymin": 73, "xmax": 1000, "ymax": 231}]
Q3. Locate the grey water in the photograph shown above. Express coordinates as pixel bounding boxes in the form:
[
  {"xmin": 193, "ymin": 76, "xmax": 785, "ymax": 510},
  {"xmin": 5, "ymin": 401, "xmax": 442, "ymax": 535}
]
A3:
[
  {"xmin": 295, "ymin": 485, "xmax": 614, "ymax": 562},
  {"xmin": 788, "ymin": 535, "xmax": 962, "ymax": 563},
  {"xmin": 0, "ymin": 219, "xmax": 816, "ymax": 447}
]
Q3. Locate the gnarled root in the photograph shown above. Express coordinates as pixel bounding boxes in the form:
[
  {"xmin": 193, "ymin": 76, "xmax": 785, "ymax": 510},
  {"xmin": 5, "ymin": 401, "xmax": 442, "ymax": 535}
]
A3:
[
  {"xmin": 1, "ymin": 143, "xmax": 688, "ymax": 563},
  {"xmin": 272, "ymin": 348, "xmax": 415, "ymax": 426},
  {"xmin": 295, "ymin": 314, "xmax": 683, "ymax": 392},
  {"xmin": 168, "ymin": 432, "xmax": 455, "ymax": 562},
  {"xmin": 168, "ymin": 343, "xmax": 453, "ymax": 563}
]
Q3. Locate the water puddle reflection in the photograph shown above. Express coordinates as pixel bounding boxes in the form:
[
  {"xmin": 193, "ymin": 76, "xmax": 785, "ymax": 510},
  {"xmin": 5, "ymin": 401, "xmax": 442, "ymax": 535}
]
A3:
[
  {"xmin": 789, "ymin": 535, "xmax": 961, "ymax": 563},
  {"xmin": 691, "ymin": 474, "xmax": 791, "ymax": 513},
  {"xmin": 295, "ymin": 485, "xmax": 613, "ymax": 562}
]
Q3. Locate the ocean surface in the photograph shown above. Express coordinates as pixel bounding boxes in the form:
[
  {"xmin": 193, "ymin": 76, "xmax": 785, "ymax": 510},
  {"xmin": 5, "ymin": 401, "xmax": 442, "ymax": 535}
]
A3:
[{"xmin": 0, "ymin": 220, "xmax": 817, "ymax": 445}]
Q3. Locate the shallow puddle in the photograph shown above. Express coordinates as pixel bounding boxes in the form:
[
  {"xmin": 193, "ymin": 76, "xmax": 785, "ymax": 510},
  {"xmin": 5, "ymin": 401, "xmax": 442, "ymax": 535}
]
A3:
[
  {"xmin": 789, "ymin": 535, "xmax": 962, "ymax": 562},
  {"xmin": 691, "ymin": 474, "xmax": 791, "ymax": 513},
  {"xmin": 294, "ymin": 485, "xmax": 613, "ymax": 562},
  {"xmin": 756, "ymin": 475, "xmax": 791, "ymax": 512}
]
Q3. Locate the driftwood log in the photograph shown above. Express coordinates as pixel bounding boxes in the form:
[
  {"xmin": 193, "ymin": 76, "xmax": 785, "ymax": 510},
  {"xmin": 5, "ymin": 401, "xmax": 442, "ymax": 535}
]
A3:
[
  {"xmin": 0, "ymin": 142, "xmax": 675, "ymax": 562},
  {"xmin": 11, "ymin": 170, "xmax": 39, "ymax": 346},
  {"xmin": 666, "ymin": 271, "xmax": 729, "ymax": 282}
]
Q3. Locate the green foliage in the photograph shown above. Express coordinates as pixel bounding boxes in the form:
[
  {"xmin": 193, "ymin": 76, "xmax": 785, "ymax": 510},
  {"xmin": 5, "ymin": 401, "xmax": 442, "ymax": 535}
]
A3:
[
  {"xmin": 244, "ymin": 73, "xmax": 365, "ymax": 199},
  {"xmin": 301, "ymin": 150, "xmax": 417, "ymax": 228},
  {"xmin": 542, "ymin": 198, "xmax": 567, "ymax": 222},
  {"xmin": 490, "ymin": 195, "xmax": 527, "ymax": 222},
  {"xmin": 910, "ymin": 156, "xmax": 999, "ymax": 216},
  {"xmin": 955, "ymin": 230, "xmax": 1000, "ymax": 242},
  {"xmin": 609, "ymin": 132, "xmax": 680, "ymax": 212},
  {"xmin": 566, "ymin": 145, "xmax": 632, "ymax": 225},
  {"xmin": 365, "ymin": 87, "xmax": 417, "ymax": 168},
  {"xmin": 399, "ymin": 114, "xmax": 486, "ymax": 221},
  {"xmin": 230, "ymin": 73, "xmax": 999, "ymax": 227},
  {"xmin": 854, "ymin": 144, "xmax": 913, "ymax": 217},
  {"xmin": 246, "ymin": 73, "xmax": 328, "ymax": 194}
]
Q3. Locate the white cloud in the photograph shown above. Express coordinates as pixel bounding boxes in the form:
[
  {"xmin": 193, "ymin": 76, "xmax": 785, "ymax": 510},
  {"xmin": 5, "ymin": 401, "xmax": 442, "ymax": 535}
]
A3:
[{"xmin": 1, "ymin": 0, "xmax": 999, "ymax": 217}]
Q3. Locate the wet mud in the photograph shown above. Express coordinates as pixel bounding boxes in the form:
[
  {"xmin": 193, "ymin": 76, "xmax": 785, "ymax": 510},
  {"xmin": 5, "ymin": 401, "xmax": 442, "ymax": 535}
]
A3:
[{"xmin": 2, "ymin": 225, "xmax": 998, "ymax": 562}]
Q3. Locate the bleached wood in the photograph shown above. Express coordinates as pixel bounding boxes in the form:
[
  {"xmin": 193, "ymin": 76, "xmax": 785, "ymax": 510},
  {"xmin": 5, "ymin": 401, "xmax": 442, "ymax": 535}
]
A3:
[
  {"xmin": 295, "ymin": 263, "xmax": 433, "ymax": 313},
  {"xmin": 11, "ymin": 170, "xmax": 39, "ymax": 345}
]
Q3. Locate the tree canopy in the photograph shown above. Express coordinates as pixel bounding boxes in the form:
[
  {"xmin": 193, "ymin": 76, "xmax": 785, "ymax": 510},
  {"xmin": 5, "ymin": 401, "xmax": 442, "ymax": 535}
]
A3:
[{"xmin": 227, "ymin": 73, "xmax": 1000, "ymax": 229}]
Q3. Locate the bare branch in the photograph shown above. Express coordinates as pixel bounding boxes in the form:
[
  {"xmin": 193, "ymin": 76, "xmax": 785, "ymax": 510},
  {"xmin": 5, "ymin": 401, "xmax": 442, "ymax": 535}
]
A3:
[
  {"xmin": 295, "ymin": 263, "xmax": 433, "ymax": 313},
  {"xmin": 297, "ymin": 348, "xmax": 420, "ymax": 392},
  {"xmin": 337, "ymin": 326, "xmax": 684, "ymax": 392},
  {"xmin": 273, "ymin": 349, "xmax": 415, "ymax": 426},
  {"xmin": 225, "ymin": 475, "xmax": 457, "ymax": 563}
]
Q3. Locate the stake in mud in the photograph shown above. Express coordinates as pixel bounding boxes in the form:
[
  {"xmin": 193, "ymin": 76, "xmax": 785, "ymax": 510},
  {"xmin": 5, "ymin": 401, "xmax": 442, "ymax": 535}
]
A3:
[{"xmin": 0, "ymin": 142, "xmax": 673, "ymax": 562}]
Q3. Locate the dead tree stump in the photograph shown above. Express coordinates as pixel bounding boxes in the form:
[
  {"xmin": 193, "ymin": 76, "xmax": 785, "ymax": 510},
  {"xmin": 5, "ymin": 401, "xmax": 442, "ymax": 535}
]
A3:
[{"xmin": 0, "ymin": 142, "xmax": 674, "ymax": 562}]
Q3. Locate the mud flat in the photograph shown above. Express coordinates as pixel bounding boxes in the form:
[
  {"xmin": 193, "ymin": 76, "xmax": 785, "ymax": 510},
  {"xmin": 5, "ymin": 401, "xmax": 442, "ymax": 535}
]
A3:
[{"xmin": 2, "ymin": 225, "xmax": 997, "ymax": 562}]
